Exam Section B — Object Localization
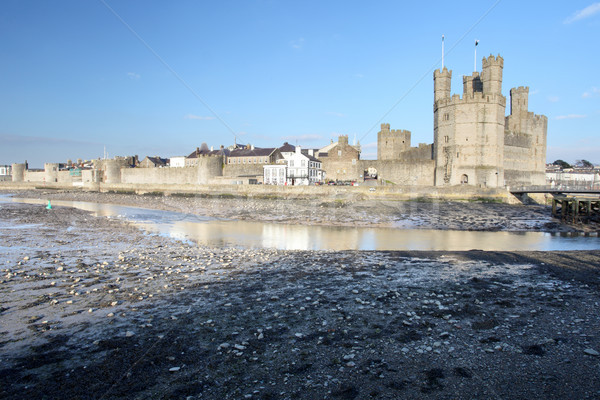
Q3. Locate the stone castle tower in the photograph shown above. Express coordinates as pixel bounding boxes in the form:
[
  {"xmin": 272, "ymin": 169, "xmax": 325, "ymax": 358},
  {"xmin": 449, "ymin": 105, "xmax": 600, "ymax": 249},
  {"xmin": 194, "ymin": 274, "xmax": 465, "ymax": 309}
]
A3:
[
  {"xmin": 377, "ymin": 123, "xmax": 411, "ymax": 160},
  {"xmin": 433, "ymin": 55, "xmax": 506, "ymax": 187},
  {"xmin": 504, "ymin": 86, "xmax": 547, "ymax": 186}
]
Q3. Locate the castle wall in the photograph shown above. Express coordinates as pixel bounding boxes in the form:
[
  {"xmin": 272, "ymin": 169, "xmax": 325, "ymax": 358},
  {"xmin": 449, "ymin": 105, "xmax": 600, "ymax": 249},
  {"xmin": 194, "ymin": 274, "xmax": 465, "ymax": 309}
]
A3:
[
  {"xmin": 121, "ymin": 166, "xmax": 199, "ymax": 185},
  {"xmin": 361, "ymin": 160, "xmax": 435, "ymax": 186},
  {"xmin": 24, "ymin": 171, "xmax": 45, "ymax": 182},
  {"xmin": 398, "ymin": 144, "xmax": 433, "ymax": 161}
]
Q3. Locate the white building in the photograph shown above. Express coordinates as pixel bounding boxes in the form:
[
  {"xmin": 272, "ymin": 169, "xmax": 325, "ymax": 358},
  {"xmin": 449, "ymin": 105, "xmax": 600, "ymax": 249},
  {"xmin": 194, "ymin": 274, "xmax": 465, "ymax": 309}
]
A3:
[
  {"xmin": 263, "ymin": 144, "xmax": 324, "ymax": 185},
  {"xmin": 169, "ymin": 156, "xmax": 186, "ymax": 168},
  {"xmin": 263, "ymin": 164, "xmax": 287, "ymax": 185}
]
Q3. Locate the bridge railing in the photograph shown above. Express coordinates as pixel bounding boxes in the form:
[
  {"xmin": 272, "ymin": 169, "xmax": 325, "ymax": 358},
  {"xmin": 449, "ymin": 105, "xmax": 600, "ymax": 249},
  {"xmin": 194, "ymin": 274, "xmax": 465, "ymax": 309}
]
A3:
[{"xmin": 511, "ymin": 184, "xmax": 600, "ymax": 193}]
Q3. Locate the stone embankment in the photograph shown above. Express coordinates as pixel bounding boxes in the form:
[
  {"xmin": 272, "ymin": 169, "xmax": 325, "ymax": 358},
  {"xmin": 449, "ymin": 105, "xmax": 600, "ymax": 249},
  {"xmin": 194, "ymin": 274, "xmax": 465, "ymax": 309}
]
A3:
[{"xmin": 0, "ymin": 180, "xmax": 517, "ymax": 203}]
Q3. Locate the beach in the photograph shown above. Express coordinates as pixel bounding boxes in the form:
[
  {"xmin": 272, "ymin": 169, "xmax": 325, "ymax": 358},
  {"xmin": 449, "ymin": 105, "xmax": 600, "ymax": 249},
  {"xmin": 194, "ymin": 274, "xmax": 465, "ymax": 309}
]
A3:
[{"xmin": 1, "ymin": 191, "xmax": 600, "ymax": 399}]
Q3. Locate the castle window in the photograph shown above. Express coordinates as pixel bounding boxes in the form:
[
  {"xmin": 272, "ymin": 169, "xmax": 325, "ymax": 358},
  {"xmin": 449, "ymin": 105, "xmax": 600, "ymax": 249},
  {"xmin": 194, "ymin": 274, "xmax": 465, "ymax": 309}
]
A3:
[
  {"xmin": 461, "ymin": 174, "xmax": 469, "ymax": 184},
  {"xmin": 444, "ymin": 113, "xmax": 450, "ymax": 121},
  {"xmin": 338, "ymin": 150, "xmax": 342, "ymax": 157},
  {"xmin": 457, "ymin": 152, "xmax": 460, "ymax": 158},
  {"xmin": 444, "ymin": 136, "xmax": 449, "ymax": 143}
]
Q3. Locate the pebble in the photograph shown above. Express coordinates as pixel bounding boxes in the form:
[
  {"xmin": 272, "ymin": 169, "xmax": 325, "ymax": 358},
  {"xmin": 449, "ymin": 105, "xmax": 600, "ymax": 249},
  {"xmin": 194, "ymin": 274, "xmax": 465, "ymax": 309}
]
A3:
[
  {"xmin": 169, "ymin": 367, "xmax": 180, "ymax": 372},
  {"xmin": 583, "ymin": 348, "xmax": 599, "ymax": 356},
  {"xmin": 125, "ymin": 331, "xmax": 135, "ymax": 337}
]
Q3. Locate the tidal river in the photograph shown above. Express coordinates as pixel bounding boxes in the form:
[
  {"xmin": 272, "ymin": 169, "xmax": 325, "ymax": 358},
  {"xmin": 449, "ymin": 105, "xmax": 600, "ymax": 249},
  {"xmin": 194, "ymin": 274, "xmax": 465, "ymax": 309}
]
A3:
[{"xmin": 3, "ymin": 196, "xmax": 600, "ymax": 251}]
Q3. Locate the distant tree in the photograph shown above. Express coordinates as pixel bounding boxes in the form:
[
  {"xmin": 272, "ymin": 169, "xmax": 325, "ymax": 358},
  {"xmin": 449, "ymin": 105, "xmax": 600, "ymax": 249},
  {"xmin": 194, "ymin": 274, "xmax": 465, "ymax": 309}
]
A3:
[
  {"xmin": 552, "ymin": 159, "xmax": 572, "ymax": 169},
  {"xmin": 200, "ymin": 143, "xmax": 210, "ymax": 152},
  {"xmin": 574, "ymin": 159, "xmax": 594, "ymax": 168}
]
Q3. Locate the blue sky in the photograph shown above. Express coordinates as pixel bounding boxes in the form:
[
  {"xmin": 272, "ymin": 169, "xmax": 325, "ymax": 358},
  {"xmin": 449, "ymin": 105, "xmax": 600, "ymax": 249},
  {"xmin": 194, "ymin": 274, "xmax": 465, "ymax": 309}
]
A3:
[{"xmin": 1, "ymin": 0, "xmax": 598, "ymax": 168}]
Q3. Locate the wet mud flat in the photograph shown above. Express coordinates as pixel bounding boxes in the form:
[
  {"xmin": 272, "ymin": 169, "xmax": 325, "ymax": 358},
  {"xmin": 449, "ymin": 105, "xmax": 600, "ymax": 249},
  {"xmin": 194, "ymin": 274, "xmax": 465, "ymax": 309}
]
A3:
[
  {"xmin": 3, "ymin": 189, "xmax": 576, "ymax": 231},
  {"xmin": 1, "ymin": 203, "xmax": 600, "ymax": 399}
]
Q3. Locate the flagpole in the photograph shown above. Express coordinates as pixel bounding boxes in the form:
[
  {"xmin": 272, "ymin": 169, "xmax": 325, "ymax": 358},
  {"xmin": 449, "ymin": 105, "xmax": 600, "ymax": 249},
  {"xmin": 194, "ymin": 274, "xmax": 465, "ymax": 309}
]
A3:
[
  {"xmin": 441, "ymin": 35, "xmax": 445, "ymax": 69},
  {"xmin": 474, "ymin": 39, "xmax": 479, "ymax": 72}
]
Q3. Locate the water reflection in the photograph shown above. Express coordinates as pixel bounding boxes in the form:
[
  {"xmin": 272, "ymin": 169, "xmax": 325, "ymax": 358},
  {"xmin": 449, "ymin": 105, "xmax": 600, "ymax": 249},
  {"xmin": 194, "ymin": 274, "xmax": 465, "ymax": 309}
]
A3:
[{"xmin": 3, "ymin": 197, "xmax": 600, "ymax": 251}]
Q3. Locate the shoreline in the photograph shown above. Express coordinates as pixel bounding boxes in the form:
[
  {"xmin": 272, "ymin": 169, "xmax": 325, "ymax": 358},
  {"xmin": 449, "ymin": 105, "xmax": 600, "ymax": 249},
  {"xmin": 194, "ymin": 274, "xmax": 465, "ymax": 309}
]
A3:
[
  {"xmin": 2, "ymin": 188, "xmax": 595, "ymax": 233},
  {"xmin": 1, "ymin": 196, "xmax": 600, "ymax": 399}
]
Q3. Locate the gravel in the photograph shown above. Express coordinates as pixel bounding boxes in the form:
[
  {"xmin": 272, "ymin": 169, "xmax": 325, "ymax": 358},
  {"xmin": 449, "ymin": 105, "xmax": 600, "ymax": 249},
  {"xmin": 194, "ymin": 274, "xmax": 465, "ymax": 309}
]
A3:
[{"xmin": 1, "ymin": 192, "xmax": 600, "ymax": 399}]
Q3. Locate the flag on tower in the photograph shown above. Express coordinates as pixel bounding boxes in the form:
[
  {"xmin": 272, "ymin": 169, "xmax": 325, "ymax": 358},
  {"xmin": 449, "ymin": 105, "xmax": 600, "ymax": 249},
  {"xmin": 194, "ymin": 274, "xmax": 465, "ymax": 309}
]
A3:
[{"xmin": 475, "ymin": 40, "xmax": 479, "ymax": 46}]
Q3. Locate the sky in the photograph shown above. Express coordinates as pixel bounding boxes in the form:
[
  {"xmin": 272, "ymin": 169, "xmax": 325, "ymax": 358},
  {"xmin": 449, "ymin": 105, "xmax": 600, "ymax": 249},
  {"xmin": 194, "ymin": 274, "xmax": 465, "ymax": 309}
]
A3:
[{"xmin": 1, "ymin": 1, "xmax": 599, "ymax": 168}]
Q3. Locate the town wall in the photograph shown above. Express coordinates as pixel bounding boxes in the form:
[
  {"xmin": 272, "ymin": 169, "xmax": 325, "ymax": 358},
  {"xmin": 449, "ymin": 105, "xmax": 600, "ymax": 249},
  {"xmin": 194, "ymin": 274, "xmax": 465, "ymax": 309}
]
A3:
[{"xmin": 122, "ymin": 166, "xmax": 199, "ymax": 185}]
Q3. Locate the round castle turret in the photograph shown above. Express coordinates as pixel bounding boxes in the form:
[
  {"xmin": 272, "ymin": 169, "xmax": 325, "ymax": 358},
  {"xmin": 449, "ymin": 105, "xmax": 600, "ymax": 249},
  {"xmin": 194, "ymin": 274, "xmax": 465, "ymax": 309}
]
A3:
[
  {"xmin": 45, "ymin": 163, "xmax": 59, "ymax": 183},
  {"xmin": 11, "ymin": 163, "xmax": 26, "ymax": 182}
]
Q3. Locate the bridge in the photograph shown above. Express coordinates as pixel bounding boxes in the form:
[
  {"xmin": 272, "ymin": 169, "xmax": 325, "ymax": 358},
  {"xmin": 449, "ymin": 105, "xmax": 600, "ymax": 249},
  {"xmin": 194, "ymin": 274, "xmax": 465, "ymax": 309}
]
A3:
[
  {"xmin": 509, "ymin": 185, "xmax": 600, "ymax": 196},
  {"xmin": 508, "ymin": 186, "xmax": 600, "ymax": 224}
]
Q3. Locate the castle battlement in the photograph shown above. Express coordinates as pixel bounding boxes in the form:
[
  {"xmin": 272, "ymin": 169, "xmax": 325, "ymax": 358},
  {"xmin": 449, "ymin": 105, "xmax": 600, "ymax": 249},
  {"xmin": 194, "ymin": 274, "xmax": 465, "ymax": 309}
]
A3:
[
  {"xmin": 481, "ymin": 54, "xmax": 504, "ymax": 68},
  {"xmin": 511, "ymin": 86, "xmax": 529, "ymax": 93},
  {"xmin": 390, "ymin": 129, "xmax": 411, "ymax": 135},
  {"xmin": 436, "ymin": 92, "xmax": 506, "ymax": 107}
]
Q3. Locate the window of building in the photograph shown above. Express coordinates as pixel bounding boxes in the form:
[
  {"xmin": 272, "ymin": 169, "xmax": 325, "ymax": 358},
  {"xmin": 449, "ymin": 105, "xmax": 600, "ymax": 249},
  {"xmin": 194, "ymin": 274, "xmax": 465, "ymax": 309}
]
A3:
[
  {"xmin": 461, "ymin": 174, "xmax": 468, "ymax": 184},
  {"xmin": 338, "ymin": 150, "xmax": 342, "ymax": 157},
  {"xmin": 444, "ymin": 113, "xmax": 450, "ymax": 121},
  {"xmin": 290, "ymin": 160, "xmax": 294, "ymax": 167},
  {"xmin": 444, "ymin": 136, "xmax": 449, "ymax": 143},
  {"xmin": 301, "ymin": 160, "xmax": 306, "ymax": 167}
]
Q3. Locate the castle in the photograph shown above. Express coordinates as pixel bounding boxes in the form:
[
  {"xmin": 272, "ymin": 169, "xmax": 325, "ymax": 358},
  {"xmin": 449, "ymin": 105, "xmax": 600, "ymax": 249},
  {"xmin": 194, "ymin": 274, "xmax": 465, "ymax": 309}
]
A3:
[
  {"xmin": 8, "ymin": 54, "xmax": 547, "ymax": 190},
  {"xmin": 371, "ymin": 54, "xmax": 547, "ymax": 188}
]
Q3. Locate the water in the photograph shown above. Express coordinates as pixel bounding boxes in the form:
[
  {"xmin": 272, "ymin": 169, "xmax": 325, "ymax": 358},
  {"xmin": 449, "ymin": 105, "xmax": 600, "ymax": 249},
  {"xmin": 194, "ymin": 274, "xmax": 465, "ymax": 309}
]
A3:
[{"xmin": 2, "ymin": 196, "xmax": 600, "ymax": 251}]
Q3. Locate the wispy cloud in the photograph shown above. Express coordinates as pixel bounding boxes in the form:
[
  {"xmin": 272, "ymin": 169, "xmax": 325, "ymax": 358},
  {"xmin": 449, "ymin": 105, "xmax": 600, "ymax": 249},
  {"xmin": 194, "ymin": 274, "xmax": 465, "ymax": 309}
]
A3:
[
  {"xmin": 290, "ymin": 37, "xmax": 305, "ymax": 49},
  {"xmin": 280, "ymin": 134, "xmax": 323, "ymax": 142},
  {"xmin": 529, "ymin": 89, "xmax": 539, "ymax": 96},
  {"xmin": 326, "ymin": 111, "xmax": 346, "ymax": 118},
  {"xmin": 184, "ymin": 114, "xmax": 215, "ymax": 120},
  {"xmin": 127, "ymin": 72, "xmax": 141, "ymax": 80},
  {"xmin": 582, "ymin": 87, "xmax": 600, "ymax": 98},
  {"xmin": 354, "ymin": 73, "xmax": 364, "ymax": 79},
  {"xmin": 564, "ymin": 2, "xmax": 600, "ymax": 23},
  {"xmin": 548, "ymin": 95, "xmax": 560, "ymax": 103},
  {"xmin": 555, "ymin": 114, "xmax": 587, "ymax": 120}
]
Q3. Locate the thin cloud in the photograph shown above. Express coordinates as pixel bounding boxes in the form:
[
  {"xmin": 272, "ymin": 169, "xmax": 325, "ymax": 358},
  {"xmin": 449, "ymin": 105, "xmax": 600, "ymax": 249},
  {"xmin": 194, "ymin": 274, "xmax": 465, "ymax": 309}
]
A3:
[
  {"xmin": 582, "ymin": 87, "xmax": 600, "ymax": 98},
  {"xmin": 564, "ymin": 2, "xmax": 600, "ymax": 23},
  {"xmin": 354, "ymin": 73, "xmax": 364, "ymax": 79},
  {"xmin": 127, "ymin": 72, "xmax": 141, "ymax": 80},
  {"xmin": 280, "ymin": 134, "xmax": 323, "ymax": 142},
  {"xmin": 184, "ymin": 114, "xmax": 215, "ymax": 120},
  {"xmin": 290, "ymin": 37, "xmax": 305, "ymax": 49},
  {"xmin": 548, "ymin": 96, "xmax": 560, "ymax": 103},
  {"xmin": 555, "ymin": 114, "xmax": 587, "ymax": 120}
]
